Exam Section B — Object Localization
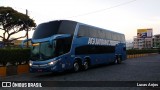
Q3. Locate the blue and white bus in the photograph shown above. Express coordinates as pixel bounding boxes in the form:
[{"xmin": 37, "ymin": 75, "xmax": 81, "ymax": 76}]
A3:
[{"xmin": 21, "ymin": 20, "xmax": 126, "ymax": 72}]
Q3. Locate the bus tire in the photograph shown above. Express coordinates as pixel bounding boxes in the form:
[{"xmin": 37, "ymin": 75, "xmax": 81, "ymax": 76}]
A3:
[
  {"xmin": 73, "ymin": 61, "xmax": 80, "ymax": 72},
  {"xmin": 117, "ymin": 55, "xmax": 122, "ymax": 64},
  {"xmin": 83, "ymin": 61, "xmax": 89, "ymax": 70}
]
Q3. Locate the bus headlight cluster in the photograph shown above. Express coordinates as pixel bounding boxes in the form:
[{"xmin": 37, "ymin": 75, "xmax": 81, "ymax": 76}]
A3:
[
  {"xmin": 48, "ymin": 61, "xmax": 54, "ymax": 65},
  {"xmin": 48, "ymin": 60, "xmax": 58, "ymax": 65},
  {"xmin": 29, "ymin": 61, "xmax": 33, "ymax": 66}
]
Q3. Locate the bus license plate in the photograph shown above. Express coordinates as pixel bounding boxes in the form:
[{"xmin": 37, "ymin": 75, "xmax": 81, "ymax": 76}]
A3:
[{"xmin": 38, "ymin": 69, "xmax": 42, "ymax": 72}]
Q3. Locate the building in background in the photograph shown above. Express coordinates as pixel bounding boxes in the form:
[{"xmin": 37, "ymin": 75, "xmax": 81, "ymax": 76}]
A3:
[
  {"xmin": 11, "ymin": 40, "xmax": 31, "ymax": 47},
  {"xmin": 133, "ymin": 28, "xmax": 153, "ymax": 49},
  {"xmin": 11, "ymin": 40, "xmax": 23, "ymax": 46},
  {"xmin": 126, "ymin": 42, "xmax": 133, "ymax": 50},
  {"xmin": 153, "ymin": 34, "xmax": 160, "ymax": 48},
  {"xmin": 0, "ymin": 39, "xmax": 31, "ymax": 48}
]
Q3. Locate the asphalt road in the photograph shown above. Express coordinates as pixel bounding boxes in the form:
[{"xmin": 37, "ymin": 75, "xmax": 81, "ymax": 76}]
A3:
[{"xmin": 1, "ymin": 54, "xmax": 160, "ymax": 90}]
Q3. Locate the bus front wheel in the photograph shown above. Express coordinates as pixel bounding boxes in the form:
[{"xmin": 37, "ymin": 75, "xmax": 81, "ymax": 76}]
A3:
[{"xmin": 117, "ymin": 55, "xmax": 122, "ymax": 64}]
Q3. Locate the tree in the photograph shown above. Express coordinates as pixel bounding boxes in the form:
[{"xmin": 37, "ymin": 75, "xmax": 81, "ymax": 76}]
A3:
[{"xmin": 0, "ymin": 7, "xmax": 36, "ymax": 46}]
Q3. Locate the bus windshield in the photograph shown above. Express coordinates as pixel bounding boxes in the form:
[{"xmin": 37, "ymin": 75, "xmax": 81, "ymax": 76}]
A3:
[{"xmin": 31, "ymin": 41, "xmax": 56, "ymax": 61}]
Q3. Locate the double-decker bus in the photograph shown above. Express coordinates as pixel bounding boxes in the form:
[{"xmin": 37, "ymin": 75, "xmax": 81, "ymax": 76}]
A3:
[{"xmin": 21, "ymin": 20, "xmax": 126, "ymax": 72}]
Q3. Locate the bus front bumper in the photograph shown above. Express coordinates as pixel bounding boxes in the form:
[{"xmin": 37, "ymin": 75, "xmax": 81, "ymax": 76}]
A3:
[
  {"xmin": 30, "ymin": 65, "xmax": 60, "ymax": 73},
  {"xmin": 29, "ymin": 61, "xmax": 63, "ymax": 73}
]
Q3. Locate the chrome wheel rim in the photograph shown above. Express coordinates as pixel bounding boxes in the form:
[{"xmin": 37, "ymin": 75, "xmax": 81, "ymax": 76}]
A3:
[
  {"xmin": 74, "ymin": 62, "xmax": 79, "ymax": 71},
  {"xmin": 84, "ymin": 62, "xmax": 88, "ymax": 70}
]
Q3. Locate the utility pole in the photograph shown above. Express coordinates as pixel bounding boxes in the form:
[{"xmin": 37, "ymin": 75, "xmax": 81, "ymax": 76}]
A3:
[{"xmin": 26, "ymin": 9, "xmax": 29, "ymax": 48}]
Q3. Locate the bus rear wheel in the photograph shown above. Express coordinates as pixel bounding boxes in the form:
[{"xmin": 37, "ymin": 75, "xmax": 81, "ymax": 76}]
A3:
[
  {"xmin": 83, "ymin": 61, "xmax": 89, "ymax": 70},
  {"xmin": 73, "ymin": 62, "xmax": 80, "ymax": 72}
]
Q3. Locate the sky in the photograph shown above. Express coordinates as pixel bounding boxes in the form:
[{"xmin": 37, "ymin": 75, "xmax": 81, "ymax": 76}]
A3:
[{"xmin": 1, "ymin": 0, "xmax": 160, "ymax": 42}]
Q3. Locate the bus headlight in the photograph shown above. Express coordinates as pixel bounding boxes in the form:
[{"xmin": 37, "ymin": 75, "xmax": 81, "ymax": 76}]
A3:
[
  {"xmin": 49, "ymin": 62, "xmax": 54, "ymax": 65},
  {"xmin": 48, "ymin": 60, "xmax": 58, "ymax": 65},
  {"xmin": 29, "ymin": 61, "xmax": 33, "ymax": 66}
]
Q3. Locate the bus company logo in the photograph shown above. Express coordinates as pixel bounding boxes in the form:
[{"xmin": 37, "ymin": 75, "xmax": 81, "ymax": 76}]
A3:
[
  {"xmin": 2, "ymin": 82, "xmax": 11, "ymax": 87},
  {"xmin": 88, "ymin": 38, "xmax": 110, "ymax": 45}
]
